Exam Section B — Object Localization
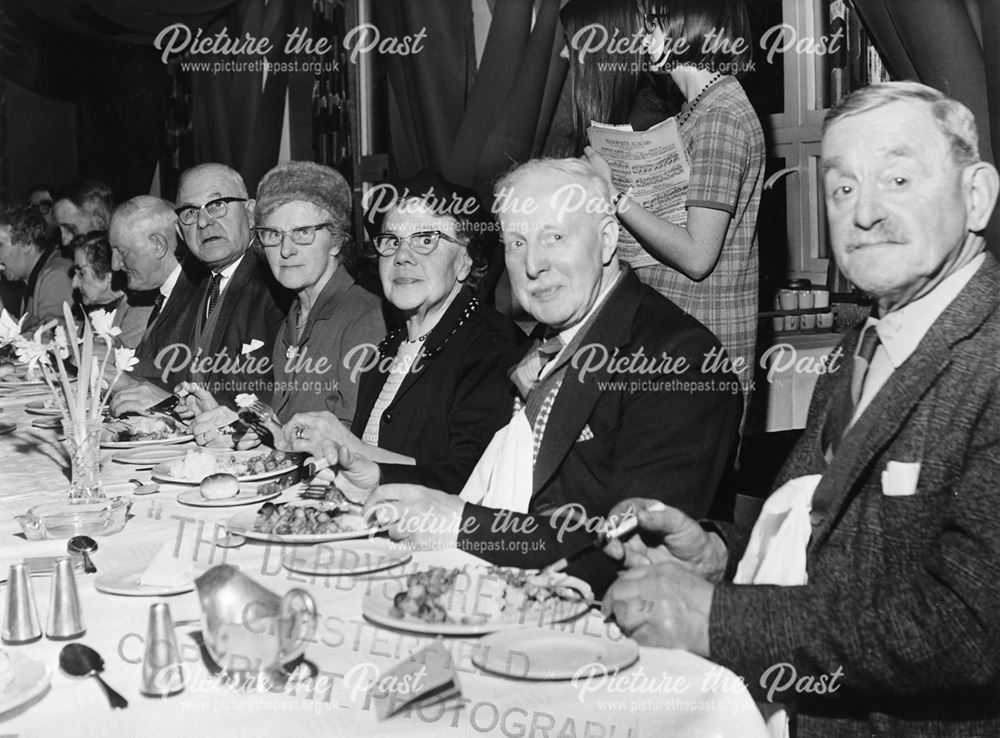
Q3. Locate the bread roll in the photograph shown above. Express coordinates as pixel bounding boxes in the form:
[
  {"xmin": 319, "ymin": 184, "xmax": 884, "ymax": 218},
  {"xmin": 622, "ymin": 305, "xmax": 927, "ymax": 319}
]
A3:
[{"xmin": 200, "ymin": 473, "xmax": 240, "ymax": 500}]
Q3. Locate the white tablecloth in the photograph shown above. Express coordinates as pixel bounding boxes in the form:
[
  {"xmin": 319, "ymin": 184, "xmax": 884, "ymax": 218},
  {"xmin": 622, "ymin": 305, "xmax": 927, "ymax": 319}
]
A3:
[{"xmin": 0, "ymin": 391, "xmax": 769, "ymax": 738}]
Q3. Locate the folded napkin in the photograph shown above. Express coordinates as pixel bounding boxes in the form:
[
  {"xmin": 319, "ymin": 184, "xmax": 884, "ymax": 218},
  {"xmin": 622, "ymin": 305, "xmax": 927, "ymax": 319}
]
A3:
[
  {"xmin": 460, "ymin": 409, "xmax": 533, "ymax": 513},
  {"xmin": 371, "ymin": 639, "xmax": 462, "ymax": 720},
  {"xmin": 734, "ymin": 474, "xmax": 822, "ymax": 587}
]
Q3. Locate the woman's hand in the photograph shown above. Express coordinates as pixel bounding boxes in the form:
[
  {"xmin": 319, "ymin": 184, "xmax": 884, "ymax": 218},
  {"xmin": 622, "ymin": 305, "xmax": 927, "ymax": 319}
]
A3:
[{"xmin": 281, "ymin": 411, "xmax": 357, "ymax": 455}]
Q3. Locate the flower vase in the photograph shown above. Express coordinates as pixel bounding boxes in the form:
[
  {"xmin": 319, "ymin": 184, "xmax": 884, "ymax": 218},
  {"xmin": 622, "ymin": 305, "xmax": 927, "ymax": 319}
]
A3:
[{"xmin": 66, "ymin": 420, "xmax": 104, "ymax": 500}]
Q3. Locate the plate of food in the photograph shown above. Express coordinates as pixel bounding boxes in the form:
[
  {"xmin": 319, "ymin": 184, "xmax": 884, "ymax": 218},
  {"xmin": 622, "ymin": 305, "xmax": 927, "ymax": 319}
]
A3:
[
  {"xmin": 474, "ymin": 628, "xmax": 638, "ymax": 680},
  {"xmin": 111, "ymin": 444, "xmax": 193, "ymax": 466},
  {"xmin": 152, "ymin": 448, "xmax": 300, "ymax": 484},
  {"xmin": 100, "ymin": 415, "xmax": 192, "ymax": 448},
  {"xmin": 24, "ymin": 398, "xmax": 62, "ymax": 416},
  {"xmin": 361, "ymin": 566, "xmax": 593, "ymax": 636},
  {"xmin": 226, "ymin": 498, "xmax": 382, "ymax": 543},
  {"xmin": 0, "ymin": 649, "xmax": 51, "ymax": 717},
  {"xmin": 282, "ymin": 540, "xmax": 412, "ymax": 576},
  {"xmin": 176, "ymin": 473, "xmax": 282, "ymax": 507}
]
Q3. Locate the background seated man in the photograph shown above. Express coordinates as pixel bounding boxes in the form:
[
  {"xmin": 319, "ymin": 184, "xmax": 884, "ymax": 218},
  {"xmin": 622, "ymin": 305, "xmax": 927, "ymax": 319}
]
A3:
[
  {"xmin": 53, "ymin": 179, "xmax": 114, "ymax": 254},
  {"xmin": 324, "ymin": 158, "xmax": 741, "ymax": 593},
  {"xmin": 602, "ymin": 82, "xmax": 1000, "ymax": 737},
  {"xmin": 0, "ymin": 204, "xmax": 72, "ymax": 332}
]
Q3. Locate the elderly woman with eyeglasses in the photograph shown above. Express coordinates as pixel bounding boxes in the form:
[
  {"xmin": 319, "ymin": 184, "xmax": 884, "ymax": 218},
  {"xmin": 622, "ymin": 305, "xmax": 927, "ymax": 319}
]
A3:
[
  {"xmin": 282, "ymin": 170, "xmax": 524, "ymax": 495},
  {"xmin": 185, "ymin": 161, "xmax": 386, "ymax": 447}
]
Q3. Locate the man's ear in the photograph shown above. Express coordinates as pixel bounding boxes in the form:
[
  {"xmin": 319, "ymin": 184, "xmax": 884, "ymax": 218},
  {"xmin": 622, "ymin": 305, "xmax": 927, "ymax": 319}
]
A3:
[
  {"xmin": 599, "ymin": 214, "xmax": 619, "ymax": 266},
  {"xmin": 245, "ymin": 199, "xmax": 256, "ymax": 221},
  {"xmin": 964, "ymin": 161, "xmax": 1000, "ymax": 232},
  {"xmin": 149, "ymin": 231, "xmax": 169, "ymax": 258},
  {"xmin": 94, "ymin": 211, "xmax": 109, "ymax": 230}
]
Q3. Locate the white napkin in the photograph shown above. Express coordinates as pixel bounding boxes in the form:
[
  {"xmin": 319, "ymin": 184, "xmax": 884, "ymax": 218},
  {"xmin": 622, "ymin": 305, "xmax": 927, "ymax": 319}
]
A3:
[
  {"xmin": 139, "ymin": 538, "xmax": 195, "ymax": 587},
  {"xmin": 734, "ymin": 474, "xmax": 822, "ymax": 587},
  {"xmin": 459, "ymin": 409, "xmax": 533, "ymax": 513}
]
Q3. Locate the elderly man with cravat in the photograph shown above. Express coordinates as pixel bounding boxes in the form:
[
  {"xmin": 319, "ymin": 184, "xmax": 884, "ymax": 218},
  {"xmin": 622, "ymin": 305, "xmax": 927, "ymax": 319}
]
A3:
[
  {"xmin": 602, "ymin": 82, "xmax": 1000, "ymax": 737},
  {"xmin": 323, "ymin": 157, "xmax": 742, "ymax": 593}
]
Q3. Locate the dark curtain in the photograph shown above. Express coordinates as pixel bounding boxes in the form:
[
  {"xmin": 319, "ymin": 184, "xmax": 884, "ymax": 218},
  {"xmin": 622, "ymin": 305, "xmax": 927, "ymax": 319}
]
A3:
[
  {"xmin": 853, "ymin": 0, "xmax": 1000, "ymax": 256},
  {"xmin": 374, "ymin": 0, "xmax": 568, "ymax": 197}
]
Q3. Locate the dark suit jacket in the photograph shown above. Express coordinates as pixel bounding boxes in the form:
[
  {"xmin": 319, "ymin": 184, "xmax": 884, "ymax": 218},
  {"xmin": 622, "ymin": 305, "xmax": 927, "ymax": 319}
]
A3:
[
  {"xmin": 187, "ymin": 248, "xmax": 290, "ymax": 406},
  {"xmin": 710, "ymin": 254, "xmax": 1000, "ymax": 737},
  {"xmin": 22, "ymin": 248, "xmax": 73, "ymax": 333},
  {"xmin": 353, "ymin": 286, "xmax": 525, "ymax": 494},
  {"xmin": 458, "ymin": 268, "xmax": 742, "ymax": 592},
  {"xmin": 133, "ymin": 258, "xmax": 206, "ymax": 390}
]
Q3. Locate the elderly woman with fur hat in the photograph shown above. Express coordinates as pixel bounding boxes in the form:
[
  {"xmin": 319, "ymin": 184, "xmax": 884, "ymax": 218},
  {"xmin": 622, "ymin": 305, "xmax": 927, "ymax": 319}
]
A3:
[
  {"xmin": 186, "ymin": 161, "xmax": 385, "ymax": 447},
  {"xmin": 280, "ymin": 171, "xmax": 524, "ymax": 495}
]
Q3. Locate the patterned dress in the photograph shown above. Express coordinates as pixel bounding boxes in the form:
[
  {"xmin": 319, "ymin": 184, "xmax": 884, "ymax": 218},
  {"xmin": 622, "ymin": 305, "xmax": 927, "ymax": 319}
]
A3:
[{"xmin": 628, "ymin": 76, "xmax": 765, "ymax": 408}]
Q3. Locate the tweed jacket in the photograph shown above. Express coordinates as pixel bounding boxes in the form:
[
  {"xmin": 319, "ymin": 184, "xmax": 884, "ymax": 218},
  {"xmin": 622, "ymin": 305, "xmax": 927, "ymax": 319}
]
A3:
[
  {"xmin": 710, "ymin": 254, "xmax": 1000, "ymax": 737},
  {"xmin": 271, "ymin": 266, "xmax": 386, "ymax": 424},
  {"xmin": 458, "ymin": 268, "xmax": 742, "ymax": 593}
]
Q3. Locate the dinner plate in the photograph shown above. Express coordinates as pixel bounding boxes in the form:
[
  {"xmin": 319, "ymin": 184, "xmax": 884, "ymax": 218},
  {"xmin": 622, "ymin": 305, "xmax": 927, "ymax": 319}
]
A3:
[
  {"xmin": 474, "ymin": 628, "xmax": 639, "ymax": 680},
  {"xmin": 152, "ymin": 452, "xmax": 300, "ymax": 484},
  {"xmin": 101, "ymin": 433, "xmax": 194, "ymax": 450},
  {"xmin": 0, "ymin": 651, "xmax": 52, "ymax": 717},
  {"xmin": 24, "ymin": 400, "xmax": 61, "ymax": 416},
  {"xmin": 176, "ymin": 485, "xmax": 282, "ymax": 508},
  {"xmin": 361, "ymin": 569, "xmax": 592, "ymax": 637},
  {"xmin": 0, "ymin": 421, "xmax": 16, "ymax": 436},
  {"xmin": 94, "ymin": 562, "xmax": 206, "ymax": 596},
  {"xmin": 111, "ymin": 445, "xmax": 193, "ymax": 466},
  {"xmin": 0, "ymin": 377, "xmax": 47, "ymax": 389},
  {"xmin": 30, "ymin": 417, "xmax": 62, "ymax": 431},
  {"xmin": 282, "ymin": 540, "xmax": 412, "ymax": 576},
  {"xmin": 226, "ymin": 505, "xmax": 383, "ymax": 543}
]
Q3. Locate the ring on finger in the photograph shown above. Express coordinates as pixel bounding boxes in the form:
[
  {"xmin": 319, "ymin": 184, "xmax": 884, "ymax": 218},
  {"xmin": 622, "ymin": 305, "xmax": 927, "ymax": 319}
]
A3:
[{"xmin": 294, "ymin": 426, "xmax": 304, "ymax": 440}]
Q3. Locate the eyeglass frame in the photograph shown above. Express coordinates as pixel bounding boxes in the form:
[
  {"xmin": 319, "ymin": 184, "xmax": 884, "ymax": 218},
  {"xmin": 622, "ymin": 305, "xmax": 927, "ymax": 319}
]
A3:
[
  {"xmin": 373, "ymin": 230, "xmax": 464, "ymax": 257},
  {"xmin": 254, "ymin": 223, "xmax": 335, "ymax": 248},
  {"xmin": 175, "ymin": 196, "xmax": 248, "ymax": 226}
]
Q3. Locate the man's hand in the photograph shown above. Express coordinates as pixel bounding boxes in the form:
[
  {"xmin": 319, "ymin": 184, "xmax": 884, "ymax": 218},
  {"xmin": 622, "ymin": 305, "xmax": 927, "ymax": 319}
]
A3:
[
  {"xmin": 281, "ymin": 411, "xmax": 356, "ymax": 455},
  {"xmin": 602, "ymin": 561, "xmax": 715, "ymax": 656},
  {"xmin": 109, "ymin": 382, "xmax": 170, "ymax": 417},
  {"xmin": 363, "ymin": 484, "xmax": 465, "ymax": 551},
  {"xmin": 604, "ymin": 498, "xmax": 728, "ymax": 582},
  {"xmin": 190, "ymin": 405, "xmax": 241, "ymax": 448}
]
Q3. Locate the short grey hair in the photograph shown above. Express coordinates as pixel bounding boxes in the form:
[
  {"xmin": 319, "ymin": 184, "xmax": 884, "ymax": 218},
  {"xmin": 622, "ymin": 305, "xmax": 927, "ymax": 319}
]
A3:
[
  {"xmin": 177, "ymin": 163, "xmax": 249, "ymax": 199},
  {"xmin": 493, "ymin": 157, "xmax": 614, "ymax": 217},
  {"xmin": 824, "ymin": 81, "xmax": 981, "ymax": 167},
  {"xmin": 110, "ymin": 196, "xmax": 180, "ymax": 254}
]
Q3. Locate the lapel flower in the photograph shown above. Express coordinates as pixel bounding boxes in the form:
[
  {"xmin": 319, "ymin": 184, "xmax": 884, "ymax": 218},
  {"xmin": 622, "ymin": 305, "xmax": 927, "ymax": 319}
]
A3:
[
  {"xmin": 235, "ymin": 393, "xmax": 258, "ymax": 409},
  {"xmin": 114, "ymin": 347, "xmax": 139, "ymax": 373},
  {"xmin": 90, "ymin": 309, "xmax": 122, "ymax": 341},
  {"xmin": 0, "ymin": 309, "xmax": 26, "ymax": 346},
  {"xmin": 241, "ymin": 338, "xmax": 264, "ymax": 355}
]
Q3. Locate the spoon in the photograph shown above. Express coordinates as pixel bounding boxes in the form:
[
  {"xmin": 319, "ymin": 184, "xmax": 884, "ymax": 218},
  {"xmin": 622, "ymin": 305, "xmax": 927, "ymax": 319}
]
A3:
[
  {"xmin": 59, "ymin": 643, "xmax": 129, "ymax": 709},
  {"xmin": 67, "ymin": 535, "xmax": 98, "ymax": 574},
  {"xmin": 129, "ymin": 478, "xmax": 160, "ymax": 495}
]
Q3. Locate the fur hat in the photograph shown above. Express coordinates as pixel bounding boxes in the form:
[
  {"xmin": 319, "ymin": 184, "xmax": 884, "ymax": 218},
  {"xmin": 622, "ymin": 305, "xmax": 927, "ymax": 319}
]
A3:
[{"xmin": 254, "ymin": 161, "xmax": 352, "ymax": 227}]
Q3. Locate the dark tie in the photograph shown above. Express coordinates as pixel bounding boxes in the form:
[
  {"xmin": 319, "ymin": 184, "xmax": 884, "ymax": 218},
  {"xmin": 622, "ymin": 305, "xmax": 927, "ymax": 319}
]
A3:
[
  {"xmin": 509, "ymin": 334, "xmax": 564, "ymax": 401},
  {"xmin": 146, "ymin": 293, "xmax": 165, "ymax": 329},
  {"xmin": 823, "ymin": 324, "xmax": 882, "ymax": 457},
  {"xmin": 205, "ymin": 273, "xmax": 223, "ymax": 324}
]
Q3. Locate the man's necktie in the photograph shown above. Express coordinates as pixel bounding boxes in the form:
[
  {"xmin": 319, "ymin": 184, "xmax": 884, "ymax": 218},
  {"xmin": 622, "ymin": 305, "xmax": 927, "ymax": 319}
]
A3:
[
  {"xmin": 824, "ymin": 323, "xmax": 881, "ymax": 457},
  {"xmin": 509, "ymin": 334, "xmax": 565, "ymax": 400},
  {"xmin": 205, "ymin": 273, "xmax": 222, "ymax": 324},
  {"xmin": 146, "ymin": 293, "xmax": 165, "ymax": 329}
]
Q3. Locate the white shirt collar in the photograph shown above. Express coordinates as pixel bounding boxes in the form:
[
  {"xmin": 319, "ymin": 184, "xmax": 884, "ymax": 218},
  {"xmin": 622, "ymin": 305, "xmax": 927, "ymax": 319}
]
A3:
[
  {"xmin": 556, "ymin": 269, "xmax": 623, "ymax": 347},
  {"xmin": 867, "ymin": 253, "xmax": 985, "ymax": 368},
  {"xmin": 159, "ymin": 262, "xmax": 182, "ymax": 301},
  {"xmin": 216, "ymin": 253, "xmax": 244, "ymax": 286}
]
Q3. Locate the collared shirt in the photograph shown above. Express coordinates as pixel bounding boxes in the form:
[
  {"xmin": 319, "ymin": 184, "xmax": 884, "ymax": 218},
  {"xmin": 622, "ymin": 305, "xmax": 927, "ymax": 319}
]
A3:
[
  {"xmin": 159, "ymin": 262, "xmax": 182, "ymax": 303},
  {"xmin": 540, "ymin": 269, "xmax": 624, "ymax": 381},
  {"xmin": 853, "ymin": 253, "xmax": 986, "ymax": 422},
  {"xmin": 205, "ymin": 253, "xmax": 245, "ymax": 319}
]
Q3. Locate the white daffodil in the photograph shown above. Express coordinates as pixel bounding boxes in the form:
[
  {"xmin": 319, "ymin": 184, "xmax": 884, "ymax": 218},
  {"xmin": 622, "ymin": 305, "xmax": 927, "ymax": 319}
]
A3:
[
  {"xmin": 53, "ymin": 325, "xmax": 71, "ymax": 360},
  {"xmin": 114, "ymin": 347, "xmax": 139, "ymax": 373},
  {"xmin": 89, "ymin": 310, "xmax": 122, "ymax": 340},
  {"xmin": 0, "ymin": 309, "xmax": 26, "ymax": 346},
  {"xmin": 13, "ymin": 335, "xmax": 50, "ymax": 371}
]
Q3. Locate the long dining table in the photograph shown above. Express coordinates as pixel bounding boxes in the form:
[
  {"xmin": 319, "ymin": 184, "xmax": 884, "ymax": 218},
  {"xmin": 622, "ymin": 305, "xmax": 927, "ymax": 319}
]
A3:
[{"xmin": 0, "ymin": 388, "xmax": 769, "ymax": 738}]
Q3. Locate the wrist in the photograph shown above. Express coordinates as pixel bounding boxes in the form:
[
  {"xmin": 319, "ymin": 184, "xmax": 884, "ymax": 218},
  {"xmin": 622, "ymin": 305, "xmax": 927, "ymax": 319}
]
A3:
[
  {"xmin": 611, "ymin": 191, "xmax": 627, "ymax": 214},
  {"xmin": 704, "ymin": 532, "xmax": 729, "ymax": 584}
]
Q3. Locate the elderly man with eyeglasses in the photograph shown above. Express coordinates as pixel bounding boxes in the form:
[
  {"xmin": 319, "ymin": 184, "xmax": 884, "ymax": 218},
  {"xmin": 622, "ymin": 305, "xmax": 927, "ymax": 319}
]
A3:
[{"xmin": 110, "ymin": 163, "xmax": 290, "ymax": 420}]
